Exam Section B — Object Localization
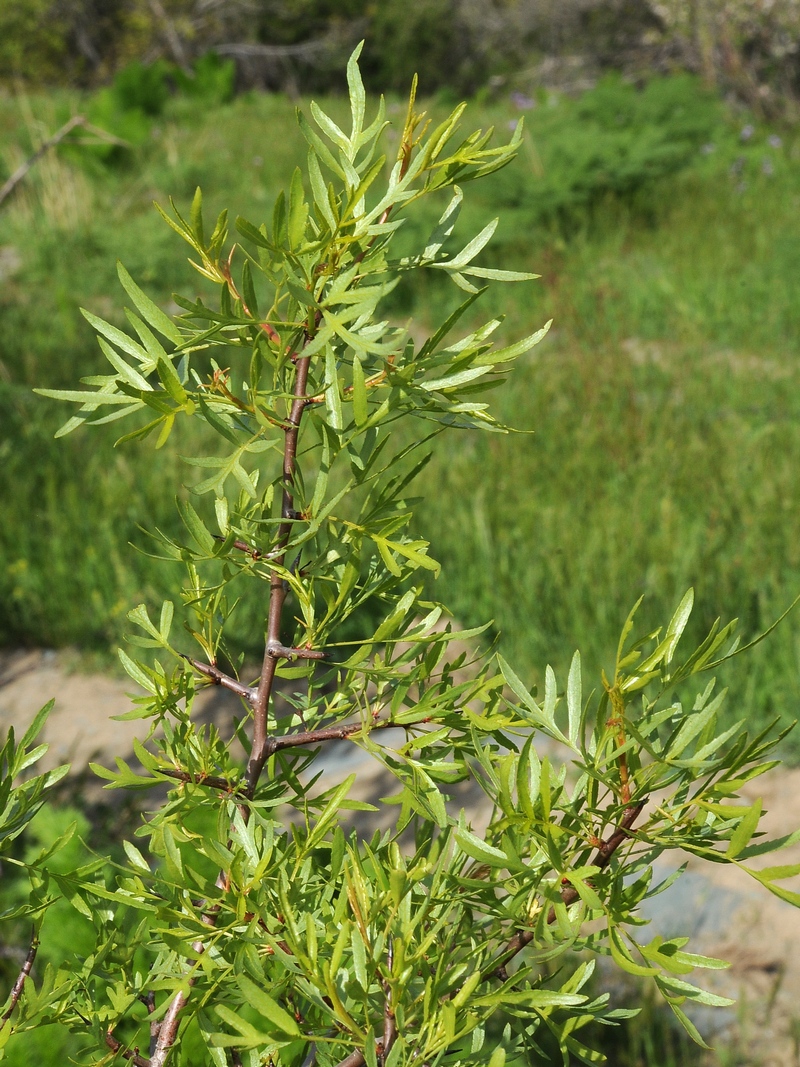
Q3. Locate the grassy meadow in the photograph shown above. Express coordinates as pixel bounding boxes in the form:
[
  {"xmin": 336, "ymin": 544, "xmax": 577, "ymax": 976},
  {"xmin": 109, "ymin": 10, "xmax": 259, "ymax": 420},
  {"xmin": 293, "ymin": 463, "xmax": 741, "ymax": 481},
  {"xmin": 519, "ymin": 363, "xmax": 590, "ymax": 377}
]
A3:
[{"xmin": 2, "ymin": 78, "xmax": 800, "ymax": 755}]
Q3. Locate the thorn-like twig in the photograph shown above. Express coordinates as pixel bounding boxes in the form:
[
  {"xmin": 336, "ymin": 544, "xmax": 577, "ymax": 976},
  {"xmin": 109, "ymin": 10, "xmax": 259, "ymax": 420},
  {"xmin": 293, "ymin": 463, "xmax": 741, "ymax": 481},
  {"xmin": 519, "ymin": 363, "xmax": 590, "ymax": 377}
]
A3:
[
  {"xmin": 267, "ymin": 643, "xmax": 327, "ymax": 662},
  {"xmin": 182, "ymin": 656, "xmax": 257, "ymax": 704},
  {"xmin": 1, "ymin": 930, "xmax": 38, "ymax": 1026},
  {"xmin": 139, "ymin": 992, "xmax": 160, "ymax": 1058},
  {"xmin": 160, "ymin": 768, "xmax": 243, "ymax": 793},
  {"xmin": 214, "ymin": 534, "xmax": 278, "ymax": 561},
  {"xmin": 266, "ymin": 716, "xmax": 399, "ymax": 756},
  {"xmin": 105, "ymin": 1030, "xmax": 152, "ymax": 1067}
]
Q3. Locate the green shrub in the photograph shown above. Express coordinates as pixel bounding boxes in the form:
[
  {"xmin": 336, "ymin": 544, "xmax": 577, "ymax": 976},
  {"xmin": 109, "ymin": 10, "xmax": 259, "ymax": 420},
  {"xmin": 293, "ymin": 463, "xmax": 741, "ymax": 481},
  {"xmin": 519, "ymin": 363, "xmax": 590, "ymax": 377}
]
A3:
[
  {"xmin": 3, "ymin": 49, "xmax": 800, "ymax": 1067},
  {"xmin": 486, "ymin": 74, "xmax": 724, "ymax": 231},
  {"xmin": 173, "ymin": 53, "xmax": 235, "ymax": 105}
]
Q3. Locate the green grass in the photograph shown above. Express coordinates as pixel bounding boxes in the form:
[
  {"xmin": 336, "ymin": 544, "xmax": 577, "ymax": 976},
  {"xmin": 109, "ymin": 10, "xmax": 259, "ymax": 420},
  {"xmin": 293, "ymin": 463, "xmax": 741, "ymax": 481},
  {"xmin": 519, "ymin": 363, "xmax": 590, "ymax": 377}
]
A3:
[{"xmin": 2, "ymin": 80, "xmax": 800, "ymax": 756}]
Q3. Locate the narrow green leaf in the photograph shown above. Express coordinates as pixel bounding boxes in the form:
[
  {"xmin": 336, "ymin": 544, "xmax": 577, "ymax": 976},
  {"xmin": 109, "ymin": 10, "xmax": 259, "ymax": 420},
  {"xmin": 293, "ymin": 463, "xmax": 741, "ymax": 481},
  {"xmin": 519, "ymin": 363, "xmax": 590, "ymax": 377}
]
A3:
[
  {"xmin": 668, "ymin": 1004, "xmax": 712, "ymax": 1049},
  {"xmin": 375, "ymin": 537, "xmax": 402, "ymax": 577},
  {"xmin": 156, "ymin": 355, "xmax": 187, "ymax": 404},
  {"xmin": 657, "ymin": 975, "xmax": 734, "ymax": 1007},
  {"xmin": 296, "ymin": 109, "xmax": 346, "ymax": 179},
  {"xmin": 308, "ymin": 150, "xmax": 337, "ymax": 233},
  {"xmin": 123, "ymin": 841, "xmax": 150, "ymax": 873},
  {"xmin": 346, "ymin": 41, "xmax": 366, "ymax": 143},
  {"xmin": 420, "ymin": 367, "xmax": 489, "ymax": 392},
  {"xmin": 235, "ymin": 975, "xmax": 300, "ymax": 1035},
  {"xmin": 455, "ymin": 828, "xmax": 507, "ymax": 868},
  {"xmin": 608, "ymin": 928, "xmax": 656, "ymax": 976},
  {"xmin": 726, "ymin": 798, "xmax": 762, "ymax": 859},
  {"xmin": 663, "ymin": 588, "xmax": 694, "ymax": 665},
  {"xmin": 19, "ymin": 700, "xmax": 55, "ymax": 752},
  {"xmin": 351, "ymin": 927, "xmax": 369, "ymax": 991},
  {"xmin": 441, "ymin": 219, "xmax": 498, "ymax": 270},
  {"xmin": 311, "ymin": 101, "xmax": 350, "ymax": 153},
  {"xmin": 117, "ymin": 262, "xmax": 182, "ymax": 345},
  {"xmin": 462, "ymin": 266, "xmax": 540, "ymax": 281},
  {"xmin": 190, "ymin": 186, "xmax": 205, "ymax": 246},
  {"xmin": 97, "ymin": 338, "xmax": 152, "ymax": 390},
  {"xmin": 325, "ymin": 347, "xmax": 343, "ymax": 430},
  {"xmin": 117, "ymin": 650, "xmax": 155, "ymax": 694},
  {"xmin": 567, "ymin": 650, "xmax": 582, "ymax": 746},
  {"xmin": 35, "ymin": 388, "xmax": 133, "ymax": 406},
  {"xmin": 177, "ymin": 498, "xmax": 216, "ymax": 554},
  {"xmin": 288, "ymin": 167, "xmax": 309, "ymax": 249}
]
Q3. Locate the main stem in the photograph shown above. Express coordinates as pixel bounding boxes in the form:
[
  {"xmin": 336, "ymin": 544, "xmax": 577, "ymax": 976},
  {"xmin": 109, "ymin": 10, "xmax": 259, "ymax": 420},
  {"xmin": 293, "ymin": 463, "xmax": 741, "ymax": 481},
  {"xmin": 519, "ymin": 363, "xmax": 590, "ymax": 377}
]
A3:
[
  {"xmin": 246, "ymin": 349, "xmax": 312, "ymax": 795},
  {"xmin": 152, "ymin": 344, "xmax": 313, "ymax": 1067}
]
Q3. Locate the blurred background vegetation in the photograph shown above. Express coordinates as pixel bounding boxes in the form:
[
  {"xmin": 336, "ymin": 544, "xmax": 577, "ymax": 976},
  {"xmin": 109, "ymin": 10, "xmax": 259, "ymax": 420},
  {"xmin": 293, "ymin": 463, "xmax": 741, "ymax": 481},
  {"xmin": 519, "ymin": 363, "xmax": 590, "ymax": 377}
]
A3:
[
  {"xmin": 3, "ymin": 1, "xmax": 800, "ymax": 754},
  {"xmin": 3, "ymin": 3, "xmax": 800, "ymax": 1064}
]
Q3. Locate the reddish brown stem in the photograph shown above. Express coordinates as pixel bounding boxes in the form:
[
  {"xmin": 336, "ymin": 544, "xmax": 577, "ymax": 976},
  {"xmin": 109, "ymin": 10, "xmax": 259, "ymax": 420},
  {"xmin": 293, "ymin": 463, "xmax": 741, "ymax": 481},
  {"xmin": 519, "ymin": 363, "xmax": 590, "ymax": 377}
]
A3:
[
  {"xmin": 382, "ymin": 939, "xmax": 396, "ymax": 1065},
  {"xmin": 149, "ymin": 937, "xmax": 206, "ymax": 1067},
  {"xmin": 268, "ymin": 643, "xmax": 327, "ymax": 662},
  {"xmin": 246, "ymin": 346, "xmax": 314, "ymax": 795},
  {"xmin": 214, "ymin": 535, "xmax": 277, "ymax": 561},
  {"xmin": 1, "ymin": 931, "xmax": 38, "ymax": 1026},
  {"xmin": 266, "ymin": 717, "xmax": 398, "ymax": 756},
  {"xmin": 493, "ymin": 800, "xmax": 646, "ymax": 979},
  {"xmin": 160, "ymin": 768, "xmax": 242, "ymax": 793},
  {"xmin": 105, "ymin": 1030, "xmax": 152, "ymax": 1067},
  {"xmin": 183, "ymin": 656, "xmax": 256, "ymax": 704},
  {"xmin": 334, "ymin": 1051, "xmax": 367, "ymax": 1067}
]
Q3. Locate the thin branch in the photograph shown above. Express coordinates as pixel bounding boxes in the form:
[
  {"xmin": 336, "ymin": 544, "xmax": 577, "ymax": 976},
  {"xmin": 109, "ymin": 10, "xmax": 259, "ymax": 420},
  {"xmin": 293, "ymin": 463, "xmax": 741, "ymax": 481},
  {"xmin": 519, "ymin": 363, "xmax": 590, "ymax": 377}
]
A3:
[
  {"xmin": 492, "ymin": 800, "xmax": 646, "ymax": 980},
  {"xmin": 139, "ymin": 992, "xmax": 160, "ymax": 1058},
  {"xmin": 267, "ymin": 642, "xmax": 327, "ymax": 662},
  {"xmin": 104, "ymin": 1030, "xmax": 152, "ymax": 1067},
  {"xmin": 213, "ymin": 534, "xmax": 277, "ymax": 561},
  {"xmin": 1, "ymin": 930, "xmax": 38, "ymax": 1025},
  {"xmin": 160, "ymin": 768, "xmax": 242, "ymax": 793},
  {"xmin": 215, "ymin": 38, "xmax": 338, "ymax": 63},
  {"xmin": 149, "ymin": 939, "xmax": 205, "ymax": 1067},
  {"xmin": 182, "ymin": 656, "xmax": 257, "ymax": 704},
  {"xmin": 333, "ymin": 1051, "xmax": 367, "ymax": 1067},
  {"xmin": 0, "ymin": 115, "xmax": 86, "ymax": 209},
  {"xmin": 266, "ymin": 717, "xmax": 398, "ymax": 756}
]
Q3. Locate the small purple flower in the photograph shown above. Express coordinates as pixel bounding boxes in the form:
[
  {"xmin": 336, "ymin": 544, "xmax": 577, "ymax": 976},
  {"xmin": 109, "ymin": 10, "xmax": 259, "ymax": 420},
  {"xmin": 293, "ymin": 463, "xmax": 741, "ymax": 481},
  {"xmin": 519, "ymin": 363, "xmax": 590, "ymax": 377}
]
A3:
[
  {"xmin": 510, "ymin": 91, "xmax": 535, "ymax": 111},
  {"xmin": 768, "ymin": 134, "xmax": 783, "ymax": 149},
  {"xmin": 740, "ymin": 124, "xmax": 755, "ymax": 141},
  {"xmin": 730, "ymin": 155, "xmax": 745, "ymax": 176},
  {"xmin": 762, "ymin": 158, "xmax": 774, "ymax": 176},
  {"xmin": 701, "ymin": 143, "xmax": 716, "ymax": 155},
  {"xmin": 507, "ymin": 119, "xmax": 519, "ymax": 132}
]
